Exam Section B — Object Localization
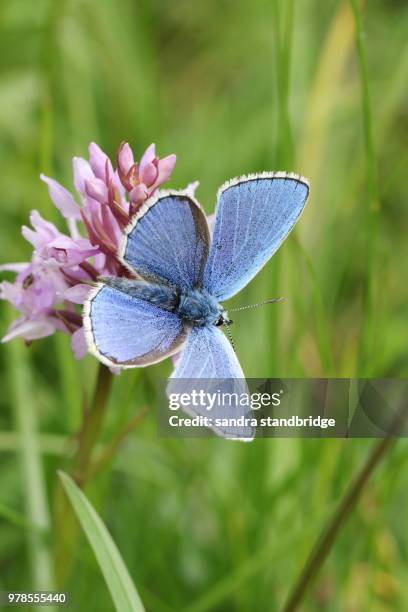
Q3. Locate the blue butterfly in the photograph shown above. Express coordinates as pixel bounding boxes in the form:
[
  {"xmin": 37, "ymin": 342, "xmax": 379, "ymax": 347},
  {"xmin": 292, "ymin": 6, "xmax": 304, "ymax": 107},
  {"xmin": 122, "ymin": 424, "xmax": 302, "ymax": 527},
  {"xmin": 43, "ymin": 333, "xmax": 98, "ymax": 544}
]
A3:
[{"xmin": 84, "ymin": 172, "xmax": 309, "ymax": 437}]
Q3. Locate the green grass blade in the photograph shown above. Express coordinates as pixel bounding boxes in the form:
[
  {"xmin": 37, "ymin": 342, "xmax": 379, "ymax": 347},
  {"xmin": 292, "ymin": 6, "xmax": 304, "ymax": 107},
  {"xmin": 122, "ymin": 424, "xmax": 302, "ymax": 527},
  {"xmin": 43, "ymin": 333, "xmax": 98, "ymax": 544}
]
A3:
[
  {"xmin": 292, "ymin": 237, "xmax": 334, "ymax": 375},
  {"xmin": 58, "ymin": 471, "xmax": 145, "ymax": 612},
  {"xmin": 347, "ymin": 379, "xmax": 360, "ymax": 430},
  {"xmin": 350, "ymin": 0, "xmax": 380, "ymax": 375},
  {"xmin": 267, "ymin": 0, "xmax": 295, "ymax": 374},
  {"xmin": 5, "ymin": 321, "xmax": 55, "ymax": 607}
]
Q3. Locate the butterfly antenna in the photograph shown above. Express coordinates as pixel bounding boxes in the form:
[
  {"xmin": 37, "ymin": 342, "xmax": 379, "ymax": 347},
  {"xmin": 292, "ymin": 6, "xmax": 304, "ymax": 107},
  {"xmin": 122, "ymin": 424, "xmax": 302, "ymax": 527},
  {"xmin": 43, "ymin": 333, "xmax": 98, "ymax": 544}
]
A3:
[
  {"xmin": 224, "ymin": 321, "xmax": 236, "ymax": 353},
  {"xmin": 228, "ymin": 297, "xmax": 284, "ymax": 313}
]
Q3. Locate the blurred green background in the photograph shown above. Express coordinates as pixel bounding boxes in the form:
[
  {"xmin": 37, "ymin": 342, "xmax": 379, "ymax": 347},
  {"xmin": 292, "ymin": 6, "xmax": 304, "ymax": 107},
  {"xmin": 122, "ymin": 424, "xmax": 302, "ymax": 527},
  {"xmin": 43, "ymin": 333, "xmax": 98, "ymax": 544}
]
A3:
[{"xmin": 1, "ymin": 0, "xmax": 408, "ymax": 610}]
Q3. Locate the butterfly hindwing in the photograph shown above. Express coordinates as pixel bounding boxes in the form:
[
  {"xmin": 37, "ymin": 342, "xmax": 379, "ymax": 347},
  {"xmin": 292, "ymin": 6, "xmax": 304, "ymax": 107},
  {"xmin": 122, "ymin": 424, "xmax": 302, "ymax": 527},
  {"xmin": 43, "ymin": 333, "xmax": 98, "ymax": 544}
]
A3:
[
  {"xmin": 84, "ymin": 283, "xmax": 187, "ymax": 367},
  {"xmin": 168, "ymin": 326, "xmax": 254, "ymax": 440},
  {"xmin": 203, "ymin": 173, "xmax": 309, "ymax": 301},
  {"xmin": 171, "ymin": 326, "xmax": 245, "ymax": 378},
  {"xmin": 120, "ymin": 192, "xmax": 210, "ymax": 290}
]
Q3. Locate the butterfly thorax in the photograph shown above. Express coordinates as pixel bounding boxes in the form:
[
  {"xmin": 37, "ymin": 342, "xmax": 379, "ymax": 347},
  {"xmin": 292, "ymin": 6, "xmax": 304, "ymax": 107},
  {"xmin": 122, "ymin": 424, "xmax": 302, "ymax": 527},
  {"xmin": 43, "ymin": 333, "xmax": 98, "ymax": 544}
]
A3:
[{"xmin": 176, "ymin": 288, "xmax": 225, "ymax": 328}]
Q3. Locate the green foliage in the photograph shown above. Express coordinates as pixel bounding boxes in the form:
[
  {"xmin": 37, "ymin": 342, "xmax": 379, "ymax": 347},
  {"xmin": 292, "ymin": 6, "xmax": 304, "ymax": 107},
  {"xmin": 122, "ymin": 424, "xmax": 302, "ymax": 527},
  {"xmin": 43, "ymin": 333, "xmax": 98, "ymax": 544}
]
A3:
[{"xmin": 0, "ymin": 0, "xmax": 408, "ymax": 610}]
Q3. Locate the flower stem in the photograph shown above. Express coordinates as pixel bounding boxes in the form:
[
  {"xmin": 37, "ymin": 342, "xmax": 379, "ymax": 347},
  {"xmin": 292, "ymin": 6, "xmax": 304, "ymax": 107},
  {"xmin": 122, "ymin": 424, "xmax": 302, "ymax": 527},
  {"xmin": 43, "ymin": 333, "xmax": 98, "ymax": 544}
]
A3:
[
  {"xmin": 282, "ymin": 404, "xmax": 407, "ymax": 612},
  {"xmin": 54, "ymin": 363, "xmax": 113, "ymax": 586},
  {"xmin": 73, "ymin": 364, "xmax": 114, "ymax": 485}
]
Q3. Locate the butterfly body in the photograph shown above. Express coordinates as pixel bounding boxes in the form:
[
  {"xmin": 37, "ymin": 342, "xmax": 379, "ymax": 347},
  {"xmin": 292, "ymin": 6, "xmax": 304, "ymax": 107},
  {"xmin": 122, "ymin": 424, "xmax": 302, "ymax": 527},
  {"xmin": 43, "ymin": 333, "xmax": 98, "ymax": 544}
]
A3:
[{"xmin": 100, "ymin": 278, "xmax": 226, "ymax": 328}]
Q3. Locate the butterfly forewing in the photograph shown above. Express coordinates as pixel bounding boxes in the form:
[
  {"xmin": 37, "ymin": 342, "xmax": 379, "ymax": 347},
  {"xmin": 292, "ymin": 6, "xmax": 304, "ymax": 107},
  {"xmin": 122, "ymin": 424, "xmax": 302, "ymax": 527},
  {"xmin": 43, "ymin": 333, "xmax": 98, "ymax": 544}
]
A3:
[
  {"xmin": 203, "ymin": 173, "xmax": 309, "ymax": 301},
  {"xmin": 120, "ymin": 192, "xmax": 210, "ymax": 290}
]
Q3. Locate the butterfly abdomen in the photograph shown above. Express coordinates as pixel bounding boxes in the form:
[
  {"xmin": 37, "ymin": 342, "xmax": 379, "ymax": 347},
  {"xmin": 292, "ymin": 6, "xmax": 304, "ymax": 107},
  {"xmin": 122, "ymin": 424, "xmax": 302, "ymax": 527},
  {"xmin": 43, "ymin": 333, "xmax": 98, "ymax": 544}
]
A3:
[{"xmin": 98, "ymin": 277, "xmax": 179, "ymax": 311}]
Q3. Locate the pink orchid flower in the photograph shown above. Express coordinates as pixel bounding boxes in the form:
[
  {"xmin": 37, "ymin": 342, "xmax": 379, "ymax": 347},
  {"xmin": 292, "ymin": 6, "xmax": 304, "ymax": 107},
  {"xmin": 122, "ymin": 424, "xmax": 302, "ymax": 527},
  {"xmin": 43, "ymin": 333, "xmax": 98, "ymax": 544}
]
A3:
[{"xmin": 1, "ymin": 142, "xmax": 177, "ymax": 359}]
